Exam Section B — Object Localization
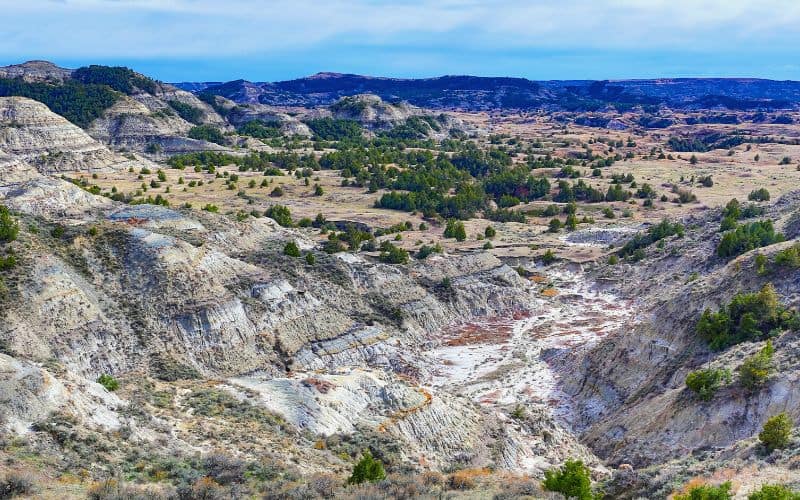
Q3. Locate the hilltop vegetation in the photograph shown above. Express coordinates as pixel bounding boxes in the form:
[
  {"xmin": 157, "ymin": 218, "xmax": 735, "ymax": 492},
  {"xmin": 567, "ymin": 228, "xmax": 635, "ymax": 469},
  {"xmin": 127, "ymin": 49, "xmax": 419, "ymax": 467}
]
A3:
[{"xmin": 0, "ymin": 77, "xmax": 120, "ymax": 127}]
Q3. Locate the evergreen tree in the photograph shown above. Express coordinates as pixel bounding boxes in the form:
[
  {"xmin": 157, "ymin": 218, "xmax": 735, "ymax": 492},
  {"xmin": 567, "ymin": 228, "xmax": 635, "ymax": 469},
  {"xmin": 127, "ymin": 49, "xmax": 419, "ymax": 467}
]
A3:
[{"xmin": 347, "ymin": 450, "xmax": 386, "ymax": 485}]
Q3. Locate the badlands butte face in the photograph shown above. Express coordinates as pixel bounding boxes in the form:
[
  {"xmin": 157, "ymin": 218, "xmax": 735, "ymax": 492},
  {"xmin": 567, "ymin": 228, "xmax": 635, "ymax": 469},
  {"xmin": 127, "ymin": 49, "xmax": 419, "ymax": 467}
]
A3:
[{"xmin": 1, "ymin": 61, "xmax": 800, "ymax": 499}]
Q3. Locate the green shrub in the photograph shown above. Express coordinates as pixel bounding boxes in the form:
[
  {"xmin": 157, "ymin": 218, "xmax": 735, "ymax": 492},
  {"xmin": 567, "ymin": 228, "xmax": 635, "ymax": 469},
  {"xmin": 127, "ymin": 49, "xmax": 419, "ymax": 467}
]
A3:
[
  {"xmin": 542, "ymin": 459, "xmax": 594, "ymax": 500},
  {"xmin": 759, "ymin": 413, "xmax": 792, "ymax": 451},
  {"xmin": 484, "ymin": 225, "xmax": 496, "ymax": 238},
  {"xmin": 265, "ymin": 205, "xmax": 293, "ymax": 227},
  {"xmin": 378, "ymin": 243, "xmax": 409, "ymax": 264},
  {"xmin": 73, "ymin": 64, "xmax": 156, "ymax": 94},
  {"xmin": 717, "ymin": 220, "xmax": 783, "ymax": 259},
  {"xmin": 188, "ymin": 125, "xmax": 226, "ymax": 145},
  {"xmin": 720, "ymin": 216, "xmax": 737, "ymax": 231},
  {"xmin": 618, "ymin": 219, "xmax": 683, "ymax": 258},
  {"xmin": 167, "ymin": 100, "xmax": 203, "ymax": 124},
  {"xmin": 347, "ymin": 450, "xmax": 386, "ymax": 485},
  {"xmin": 444, "ymin": 219, "xmax": 466, "ymax": 241},
  {"xmin": 749, "ymin": 188, "xmax": 771, "ymax": 202},
  {"xmin": 0, "ymin": 206, "xmax": 19, "ymax": 243},
  {"xmin": 237, "ymin": 119, "xmax": 282, "ymax": 139},
  {"xmin": 305, "ymin": 252, "xmax": 316, "ymax": 265},
  {"xmin": 738, "ymin": 341, "xmax": 775, "ymax": 390},
  {"xmin": 541, "ymin": 249, "xmax": 557, "ymax": 265},
  {"xmin": 697, "ymin": 283, "xmax": 796, "ymax": 350},
  {"xmin": 685, "ymin": 368, "xmax": 731, "ymax": 400},
  {"xmin": 0, "ymin": 77, "xmax": 120, "ymax": 127},
  {"xmin": 283, "ymin": 241, "xmax": 301, "ymax": 257},
  {"xmin": 305, "ymin": 118, "xmax": 363, "ymax": 141},
  {"xmin": 548, "ymin": 218, "xmax": 562, "ymax": 233},
  {"xmin": 416, "ymin": 243, "xmax": 442, "ymax": 260},
  {"xmin": 97, "ymin": 374, "xmax": 119, "ymax": 391},
  {"xmin": 774, "ymin": 244, "xmax": 800, "ymax": 268},
  {"xmin": 755, "ymin": 253, "xmax": 768, "ymax": 274},
  {"xmin": 748, "ymin": 484, "xmax": 800, "ymax": 500},
  {"xmin": 675, "ymin": 482, "xmax": 732, "ymax": 500}
]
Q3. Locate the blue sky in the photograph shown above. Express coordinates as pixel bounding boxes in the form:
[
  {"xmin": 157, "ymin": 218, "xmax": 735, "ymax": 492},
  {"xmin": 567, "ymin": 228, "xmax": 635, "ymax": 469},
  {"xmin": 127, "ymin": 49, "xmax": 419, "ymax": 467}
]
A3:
[{"xmin": 2, "ymin": 0, "xmax": 799, "ymax": 82}]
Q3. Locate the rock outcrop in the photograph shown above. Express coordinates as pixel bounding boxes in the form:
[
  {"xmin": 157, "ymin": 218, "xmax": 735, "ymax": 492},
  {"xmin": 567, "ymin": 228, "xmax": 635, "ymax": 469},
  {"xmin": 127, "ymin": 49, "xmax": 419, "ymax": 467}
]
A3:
[{"xmin": 0, "ymin": 97, "xmax": 132, "ymax": 173}]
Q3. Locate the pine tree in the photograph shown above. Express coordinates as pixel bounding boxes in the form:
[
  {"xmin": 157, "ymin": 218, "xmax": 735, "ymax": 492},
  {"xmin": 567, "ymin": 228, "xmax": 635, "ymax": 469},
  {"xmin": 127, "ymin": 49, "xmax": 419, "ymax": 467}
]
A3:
[{"xmin": 347, "ymin": 450, "xmax": 386, "ymax": 485}]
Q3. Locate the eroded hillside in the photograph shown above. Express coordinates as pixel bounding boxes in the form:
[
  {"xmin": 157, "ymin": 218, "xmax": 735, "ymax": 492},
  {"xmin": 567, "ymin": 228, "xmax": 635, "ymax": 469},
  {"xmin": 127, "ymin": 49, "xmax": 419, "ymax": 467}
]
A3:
[{"xmin": 1, "ymin": 62, "xmax": 800, "ymax": 499}]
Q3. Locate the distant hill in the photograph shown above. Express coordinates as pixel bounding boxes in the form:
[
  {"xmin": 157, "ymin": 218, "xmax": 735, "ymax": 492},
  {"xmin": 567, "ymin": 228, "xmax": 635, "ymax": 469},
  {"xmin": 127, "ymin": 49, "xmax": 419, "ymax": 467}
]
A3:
[{"xmin": 173, "ymin": 73, "xmax": 800, "ymax": 111}]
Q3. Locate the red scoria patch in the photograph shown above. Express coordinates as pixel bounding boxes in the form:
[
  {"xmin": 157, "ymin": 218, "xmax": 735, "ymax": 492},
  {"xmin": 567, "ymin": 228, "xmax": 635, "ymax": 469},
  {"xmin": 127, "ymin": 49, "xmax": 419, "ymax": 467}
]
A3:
[
  {"xmin": 442, "ymin": 317, "xmax": 515, "ymax": 346},
  {"xmin": 301, "ymin": 377, "xmax": 335, "ymax": 394}
]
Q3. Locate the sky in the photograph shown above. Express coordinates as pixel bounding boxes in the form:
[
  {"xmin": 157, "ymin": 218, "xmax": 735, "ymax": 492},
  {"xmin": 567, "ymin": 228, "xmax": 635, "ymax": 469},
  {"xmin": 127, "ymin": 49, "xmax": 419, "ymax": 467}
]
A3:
[{"xmin": 1, "ymin": 0, "xmax": 800, "ymax": 82}]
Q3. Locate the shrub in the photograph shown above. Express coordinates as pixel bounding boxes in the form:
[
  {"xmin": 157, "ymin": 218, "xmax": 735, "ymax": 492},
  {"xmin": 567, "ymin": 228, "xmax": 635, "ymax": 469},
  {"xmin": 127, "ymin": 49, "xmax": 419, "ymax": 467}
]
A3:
[
  {"xmin": 305, "ymin": 252, "xmax": 316, "ymax": 265},
  {"xmin": 749, "ymin": 188, "xmax": 771, "ymax": 202},
  {"xmin": 73, "ymin": 64, "xmax": 157, "ymax": 94},
  {"xmin": 416, "ymin": 243, "xmax": 442, "ymax": 260},
  {"xmin": 675, "ymin": 482, "xmax": 732, "ymax": 500},
  {"xmin": 618, "ymin": 219, "xmax": 683, "ymax": 258},
  {"xmin": 150, "ymin": 355, "xmax": 201, "ymax": 381},
  {"xmin": 720, "ymin": 216, "xmax": 737, "ymax": 231},
  {"xmin": 314, "ymin": 184, "xmax": 324, "ymax": 196},
  {"xmin": 755, "ymin": 253, "xmax": 768, "ymax": 275},
  {"xmin": 673, "ymin": 186, "xmax": 698, "ymax": 204},
  {"xmin": 717, "ymin": 220, "xmax": 784, "ymax": 259},
  {"xmin": 0, "ymin": 472, "xmax": 35, "ymax": 498},
  {"xmin": 723, "ymin": 198, "xmax": 741, "ymax": 220},
  {"xmin": 774, "ymin": 243, "xmax": 800, "ymax": 268},
  {"xmin": 378, "ymin": 243, "xmax": 409, "ymax": 264},
  {"xmin": 759, "ymin": 413, "xmax": 792, "ymax": 451},
  {"xmin": 541, "ymin": 249, "xmax": 557, "ymax": 265},
  {"xmin": 443, "ymin": 219, "xmax": 466, "ymax": 241},
  {"xmin": 97, "ymin": 374, "xmax": 119, "ymax": 391},
  {"xmin": 305, "ymin": 118, "xmax": 363, "ymax": 141},
  {"xmin": 0, "ymin": 206, "xmax": 19, "ymax": 243},
  {"xmin": 167, "ymin": 100, "xmax": 203, "ymax": 124},
  {"xmin": 265, "ymin": 205, "xmax": 292, "ymax": 227},
  {"xmin": 566, "ymin": 213, "xmax": 578, "ymax": 231},
  {"xmin": 685, "ymin": 368, "xmax": 731, "ymax": 400},
  {"xmin": 0, "ymin": 77, "xmax": 120, "ymax": 128},
  {"xmin": 548, "ymin": 218, "xmax": 562, "ymax": 233},
  {"xmin": 542, "ymin": 459, "xmax": 594, "ymax": 500},
  {"xmin": 484, "ymin": 225, "xmax": 496, "ymax": 238},
  {"xmin": 188, "ymin": 125, "xmax": 226, "ymax": 145},
  {"xmin": 283, "ymin": 241, "xmax": 301, "ymax": 257},
  {"xmin": 447, "ymin": 470, "xmax": 479, "ymax": 490},
  {"xmin": 738, "ymin": 341, "xmax": 775, "ymax": 390},
  {"xmin": 237, "ymin": 119, "xmax": 282, "ymax": 139},
  {"xmin": 270, "ymin": 186, "xmax": 284, "ymax": 197},
  {"xmin": 696, "ymin": 283, "xmax": 796, "ymax": 350},
  {"xmin": 748, "ymin": 484, "xmax": 800, "ymax": 500},
  {"xmin": 699, "ymin": 175, "xmax": 714, "ymax": 187},
  {"xmin": 347, "ymin": 450, "xmax": 385, "ymax": 485}
]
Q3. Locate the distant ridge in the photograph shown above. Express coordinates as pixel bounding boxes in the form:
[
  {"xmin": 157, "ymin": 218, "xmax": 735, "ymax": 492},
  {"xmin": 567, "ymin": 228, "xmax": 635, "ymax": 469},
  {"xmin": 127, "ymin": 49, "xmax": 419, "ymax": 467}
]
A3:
[{"xmin": 174, "ymin": 73, "xmax": 800, "ymax": 111}]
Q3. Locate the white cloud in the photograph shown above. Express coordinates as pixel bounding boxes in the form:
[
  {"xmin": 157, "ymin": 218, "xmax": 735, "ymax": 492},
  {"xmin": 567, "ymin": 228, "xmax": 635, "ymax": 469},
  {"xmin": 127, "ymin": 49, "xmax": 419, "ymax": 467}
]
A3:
[{"xmin": 0, "ymin": 0, "xmax": 798, "ymax": 59}]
